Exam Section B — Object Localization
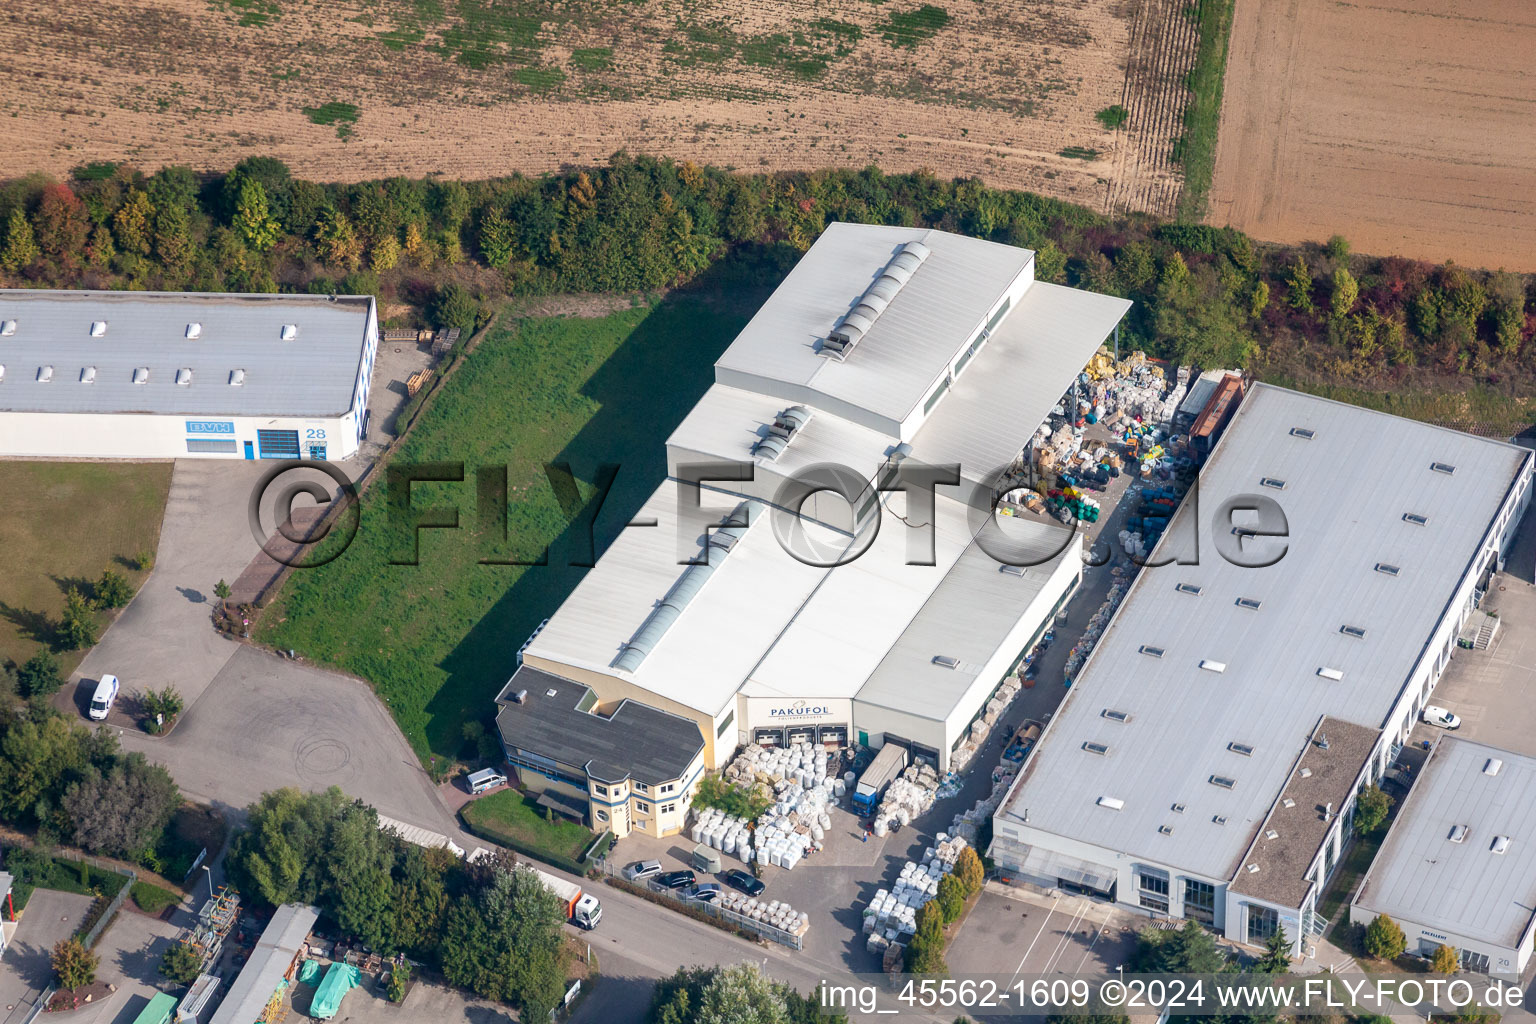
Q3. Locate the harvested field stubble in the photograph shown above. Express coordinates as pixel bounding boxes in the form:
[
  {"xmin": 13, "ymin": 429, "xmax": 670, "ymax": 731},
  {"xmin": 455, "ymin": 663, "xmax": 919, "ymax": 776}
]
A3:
[
  {"xmin": 3, "ymin": 0, "xmax": 1195, "ymax": 215},
  {"xmin": 1209, "ymin": 0, "xmax": 1536, "ymax": 270}
]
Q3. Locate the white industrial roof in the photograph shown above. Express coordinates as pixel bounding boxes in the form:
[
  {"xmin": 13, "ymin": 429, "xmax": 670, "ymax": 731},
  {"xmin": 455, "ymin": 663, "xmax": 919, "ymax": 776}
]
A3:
[
  {"xmin": 714, "ymin": 223, "xmax": 1031, "ymax": 430},
  {"xmin": 532, "ymin": 223, "xmax": 1131, "ymax": 726},
  {"xmin": 526, "ymin": 471, "xmax": 1076, "ymax": 723},
  {"xmin": 855, "ymin": 519, "xmax": 1075, "ymax": 723},
  {"xmin": 666, "ymin": 382, "xmax": 897, "ymax": 480},
  {"xmin": 910, "ymin": 281, "xmax": 1131, "ymax": 482},
  {"xmin": 998, "ymin": 384, "xmax": 1530, "ymax": 883},
  {"xmin": 1355, "ymin": 737, "xmax": 1536, "ymax": 953},
  {"xmin": 0, "ymin": 290, "xmax": 372, "ymax": 417}
]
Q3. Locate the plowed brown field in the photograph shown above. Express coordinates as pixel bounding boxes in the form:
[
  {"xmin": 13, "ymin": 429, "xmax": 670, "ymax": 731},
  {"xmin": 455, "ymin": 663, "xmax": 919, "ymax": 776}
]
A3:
[
  {"xmin": 2, "ymin": 0, "xmax": 1198, "ymax": 215},
  {"xmin": 1209, "ymin": 0, "xmax": 1536, "ymax": 270}
]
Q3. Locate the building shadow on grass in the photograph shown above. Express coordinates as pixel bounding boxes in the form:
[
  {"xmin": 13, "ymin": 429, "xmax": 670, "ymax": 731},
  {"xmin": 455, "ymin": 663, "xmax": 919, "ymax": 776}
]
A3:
[{"xmin": 429, "ymin": 251, "xmax": 792, "ymax": 755}]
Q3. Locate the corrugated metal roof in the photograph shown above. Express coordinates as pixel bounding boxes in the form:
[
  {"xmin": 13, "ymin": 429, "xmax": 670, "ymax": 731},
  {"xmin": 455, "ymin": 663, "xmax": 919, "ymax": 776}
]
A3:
[
  {"xmin": 714, "ymin": 223, "xmax": 1031, "ymax": 429},
  {"xmin": 910, "ymin": 281, "xmax": 1131, "ymax": 482},
  {"xmin": 998, "ymin": 384, "xmax": 1530, "ymax": 883},
  {"xmin": 855, "ymin": 515, "xmax": 1077, "ymax": 723},
  {"xmin": 666, "ymin": 383, "xmax": 897, "ymax": 482},
  {"xmin": 1355, "ymin": 737, "xmax": 1536, "ymax": 950},
  {"xmin": 208, "ymin": 904, "xmax": 318, "ymax": 1024},
  {"xmin": 0, "ymin": 290, "xmax": 372, "ymax": 417}
]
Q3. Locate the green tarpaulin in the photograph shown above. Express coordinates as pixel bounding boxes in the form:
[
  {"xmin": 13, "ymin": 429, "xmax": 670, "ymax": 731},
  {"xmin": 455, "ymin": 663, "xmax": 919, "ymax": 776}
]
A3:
[
  {"xmin": 310, "ymin": 962, "xmax": 362, "ymax": 1020},
  {"xmin": 298, "ymin": 959, "xmax": 322, "ymax": 985}
]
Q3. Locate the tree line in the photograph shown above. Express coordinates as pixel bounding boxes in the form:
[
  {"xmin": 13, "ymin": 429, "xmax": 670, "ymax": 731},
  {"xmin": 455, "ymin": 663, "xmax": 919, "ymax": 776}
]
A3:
[
  {"xmin": 0, "ymin": 688, "xmax": 180, "ymax": 866},
  {"xmin": 226, "ymin": 786, "xmax": 571, "ymax": 1020},
  {"xmin": 1, "ymin": 156, "xmax": 1531, "ymax": 400}
]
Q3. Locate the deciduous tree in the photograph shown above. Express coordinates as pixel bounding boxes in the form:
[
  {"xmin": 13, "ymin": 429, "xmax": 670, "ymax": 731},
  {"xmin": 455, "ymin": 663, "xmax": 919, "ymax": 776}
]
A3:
[
  {"xmin": 905, "ymin": 902, "xmax": 949, "ymax": 975},
  {"xmin": 1353, "ymin": 785, "xmax": 1391, "ymax": 836},
  {"xmin": 52, "ymin": 938, "xmax": 98, "ymax": 991},
  {"xmin": 1363, "ymin": 913, "xmax": 1406, "ymax": 961},
  {"xmin": 1, "ymin": 205, "xmax": 41, "ymax": 272},
  {"xmin": 696, "ymin": 963, "xmax": 789, "ymax": 1024},
  {"xmin": 1431, "ymin": 943, "xmax": 1459, "ymax": 975},
  {"xmin": 59, "ymin": 588, "xmax": 99, "ymax": 650},
  {"xmin": 934, "ymin": 871, "xmax": 966, "ymax": 923},
  {"xmin": 63, "ymin": 752, "xmax": 180, "ymax": 858},
  {"xmin": 160, "ymin": 941, "xmax": 203, "ymax": 985},
  {"xmin": 35, "ymin": 184, "xmax": 91, "ymax": 266},
  {"xmin": 112, "ymin": 189, "xmax": 153, "ymax": 256},
  {"xmin": 234, "ymin": 178, "xmax": 281, "ymax": 252}
]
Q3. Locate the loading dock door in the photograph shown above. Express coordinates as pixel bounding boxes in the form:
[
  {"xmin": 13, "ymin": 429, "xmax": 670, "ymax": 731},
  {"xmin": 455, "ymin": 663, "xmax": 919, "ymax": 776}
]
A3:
[
  {"xmin": 785, "ymin": 726, "xmax": 817, "ymax": 746},
  {"xmin": 257, "ymin": 429, "xmax": 301, "ymax": 459},
  {"xmin": 753, "ymin": 728, "xmax": 784, "ymax": 749},
  {"xmin": 817, "ymin": 724, "xmax": 848, "ymax": 747}
]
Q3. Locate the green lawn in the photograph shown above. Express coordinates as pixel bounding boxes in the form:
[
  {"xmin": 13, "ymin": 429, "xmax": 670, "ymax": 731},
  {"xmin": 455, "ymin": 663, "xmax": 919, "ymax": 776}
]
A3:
[
  {"xmin": 257, "ymin": 296, "xmax": 747, "ymax": 759},
  {"xmin": 461, "ymin": 789, "xmax": 595, "ymax": 872},
  {"xmin": 0, "ymin": 462, "xmax": 172, "ymax": 674}
]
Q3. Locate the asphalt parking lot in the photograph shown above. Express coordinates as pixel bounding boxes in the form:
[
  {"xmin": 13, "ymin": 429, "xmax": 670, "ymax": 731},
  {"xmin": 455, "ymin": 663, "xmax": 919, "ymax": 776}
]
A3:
[
  {"xmin": 113, "ymin": 644, "xmax": 455, "ymax": 832},
  {"xmin": 1405, "ymin": 502, "xmax": 1536, "ymax": 760},
  {"xmin": 947, "ymin": 885, "xmax": 1138, "ymax": 981}
]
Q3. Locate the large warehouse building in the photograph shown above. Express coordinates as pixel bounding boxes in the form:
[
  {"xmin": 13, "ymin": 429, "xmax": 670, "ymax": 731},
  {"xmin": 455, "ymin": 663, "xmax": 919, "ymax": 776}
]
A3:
[
  {"xmin": 1352, "ymin": 737, "xmax": 1536, "ymax": 977},
  {"xmin": 498, "ymin": 222, "xmax": 1131, "ymax": 834},
  {"xmin": 0, "ymin": 290, "xmax": 378, "ymax": 460},
  {"xmin": 992, "ymin": 384, "xmax": 1534, "ymax": 955}
]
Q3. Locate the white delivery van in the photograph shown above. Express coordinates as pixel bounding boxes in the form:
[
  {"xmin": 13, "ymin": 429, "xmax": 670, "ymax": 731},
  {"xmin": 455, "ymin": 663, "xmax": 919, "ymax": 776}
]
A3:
[{"xmin": 88, "ymin": 674, "xmax": 121, "ymax": 720}]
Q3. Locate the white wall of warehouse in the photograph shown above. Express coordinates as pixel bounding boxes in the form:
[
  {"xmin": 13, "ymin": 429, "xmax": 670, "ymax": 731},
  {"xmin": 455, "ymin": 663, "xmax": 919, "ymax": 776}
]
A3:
[{"xmin": 0, "ymin": 409, "xmax": 360, "ymax": 460}]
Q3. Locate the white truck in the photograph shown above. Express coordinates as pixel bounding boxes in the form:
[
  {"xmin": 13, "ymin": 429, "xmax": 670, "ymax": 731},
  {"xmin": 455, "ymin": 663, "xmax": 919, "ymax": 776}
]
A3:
[{"xmin": 520, "ymin": 864, "xmax": 602, "ymax": 930}]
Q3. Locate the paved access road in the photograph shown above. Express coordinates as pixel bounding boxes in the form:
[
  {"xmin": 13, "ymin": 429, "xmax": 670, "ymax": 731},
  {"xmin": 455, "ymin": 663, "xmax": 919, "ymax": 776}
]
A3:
[{"xmin": 0, "ymin": 890, "xmax": 93, "ymax": 1024}]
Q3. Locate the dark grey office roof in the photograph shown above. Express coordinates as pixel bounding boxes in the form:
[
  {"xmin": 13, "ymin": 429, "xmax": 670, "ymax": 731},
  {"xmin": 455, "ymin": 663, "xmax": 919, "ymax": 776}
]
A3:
[
  {"xmin": 1354, "ymin": 737, "xmax": 1536, "ymax": 950},
  {"xmin": 496, "ymin": 666, "xmax": 705, "ymax": 785},
  {"xmin": 1229, "ymin": 717, "xmax": 1378, "ymax": 908},
  {"xmin": 999, "ymin": 384, "xmax": 1531, "ymax": 882},
  {"xmin": 0, "ymin": 290, "xmax": 372, "ymax": 417}
]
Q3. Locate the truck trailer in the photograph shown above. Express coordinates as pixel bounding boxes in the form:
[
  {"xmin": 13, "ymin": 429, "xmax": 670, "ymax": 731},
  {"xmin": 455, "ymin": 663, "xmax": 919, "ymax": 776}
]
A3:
[
  {"xmin": 852, "ymin": 743, "xmax": 910, "ymax": 814},
  {"xmin": 520, "ymin": 864, "xmax": 602, "ymax": 930}
]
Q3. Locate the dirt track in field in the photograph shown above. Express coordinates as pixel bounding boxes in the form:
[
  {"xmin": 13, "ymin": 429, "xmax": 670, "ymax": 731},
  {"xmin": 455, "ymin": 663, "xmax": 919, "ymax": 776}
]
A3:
[
  {"xmin": 1, "ymin": 0, "xmax": 1198, "ymax": 215},
  {"xmin": 1209, "ymin": 0, "xmax": 1536, "ymax": 271}
]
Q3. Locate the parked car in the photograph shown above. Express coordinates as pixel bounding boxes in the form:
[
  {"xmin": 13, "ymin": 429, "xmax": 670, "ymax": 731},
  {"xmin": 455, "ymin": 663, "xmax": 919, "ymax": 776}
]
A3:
[
  {"xmin": 683, "ymin": 883, "xmax": 721, "ymax": 903},
  {"xmin": 655, "ymin": 870, "xmax": 696, "ymax": 890},
  {"xmin": 88, "ymin": 674, "xmax": 120, "ymax": 721},
  {"xmin": 466, "ymin": 768, "xmax": 507, "ymax": 794},
  {"xmin": 721, "ymin": 869, "xmax": 764, "ymax": 897},
  {"xmin": 1422, "ymin": 705, "xmax": 1462, "ymax": 730},
  {"xmin": 622, "ymin": 860, "xmax": 663, "ymax": 882}
]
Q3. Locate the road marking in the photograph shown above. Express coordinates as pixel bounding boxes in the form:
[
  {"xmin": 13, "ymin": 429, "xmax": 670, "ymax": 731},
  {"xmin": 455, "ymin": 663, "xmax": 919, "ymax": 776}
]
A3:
[
  {"xmin": 1010, "ymin": 894, "xmax": 1059, "ymax": 983},
  {"xmin": 1074, "ymin": 911, "xmax": 1115, "ymax": 973},
  {"xmin": 1041, "ymin": 899, "xmax": 1090, "ymax": 974}
]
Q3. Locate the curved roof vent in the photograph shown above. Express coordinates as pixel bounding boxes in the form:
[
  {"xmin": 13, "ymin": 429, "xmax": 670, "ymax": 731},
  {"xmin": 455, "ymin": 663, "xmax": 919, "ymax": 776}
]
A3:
[
  {"xmin": 229, "ymin": 369, "xmax": 246, "ymax": 386},
  {"xmin": 37, "ymin": 365, "xmax": 53, "ymax": 382},
  {"xmin": 0, "ymin": 319, "xmax": 16, "ymax": 336},
  {"xmin": 132, "ymin": 367, "xmax": 150, "ymax": 384},
  {"xmin": 280, "ymin": 324, "xmax": 299, "ymax": 341},
  {"xmin": 175, "ymin": 368, "xmax": 193, "ymax": 386},
  {"xmin": 89, "ymin": 320, "xmax": 108, "ymax": 338},
  {"xmin": 79, "ymin": 366, "xmax": 96, "ymax": 384},
  {"xmin": 822, "ymin": 240, "xmax": 931, "ymax": 360},
  {"xmin": 185, "ymin": 322, "xmax": 203, "ymax": 339},
  {"xmin": 614, "ymin": 501, "xmax": 762, "ymax": 672}
]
